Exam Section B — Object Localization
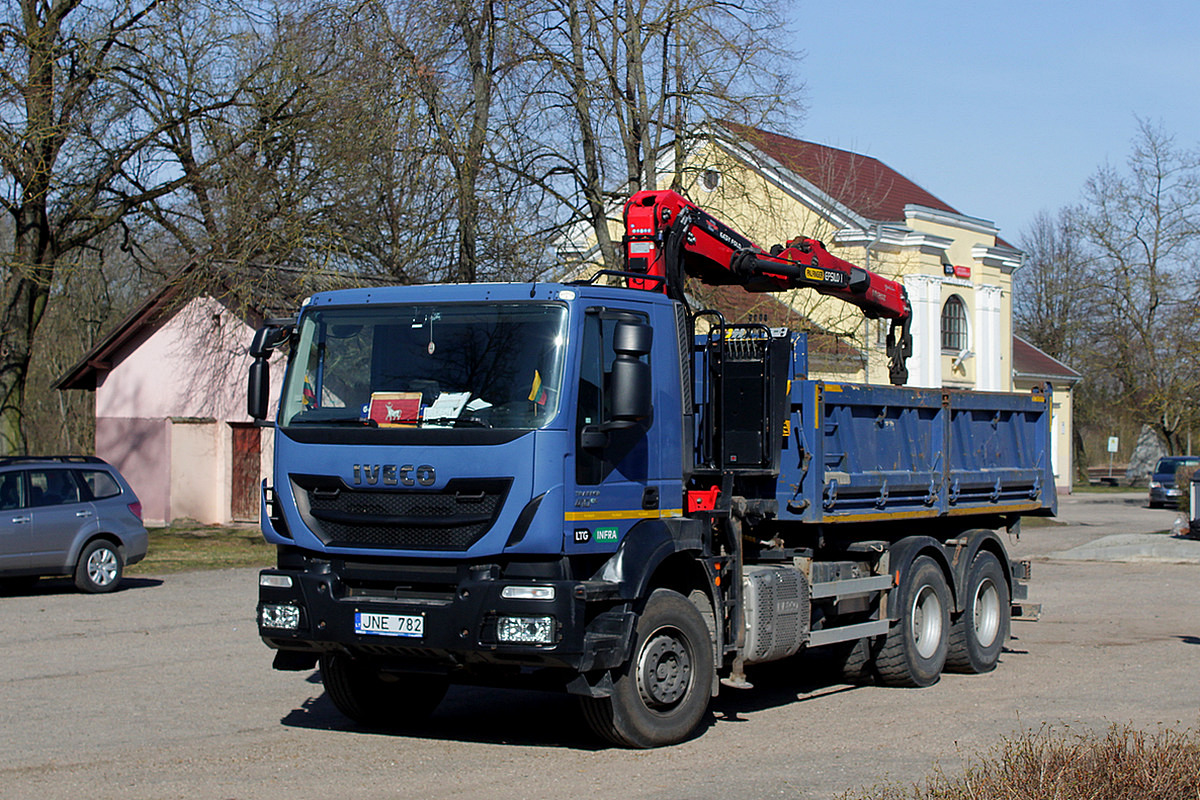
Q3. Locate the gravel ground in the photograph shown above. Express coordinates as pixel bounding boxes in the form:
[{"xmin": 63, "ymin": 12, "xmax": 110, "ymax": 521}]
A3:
[{"xmin": 1, "ymin": 492, "xmax": 1197, "ymax": 799}]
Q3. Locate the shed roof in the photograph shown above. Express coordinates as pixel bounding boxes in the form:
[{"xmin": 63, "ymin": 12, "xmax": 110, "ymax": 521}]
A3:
[
  {"xmin": 1012, "ymin": 335, "xmax": 1082, "ymax": 384},
  {"xmin": 54, "ymin": 261, "xmax": 391, "ymax": 391}
]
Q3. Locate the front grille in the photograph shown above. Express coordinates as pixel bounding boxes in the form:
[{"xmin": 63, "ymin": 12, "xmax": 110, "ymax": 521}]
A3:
[{"xmin": 292, "ymin": 475, "xmax": 511, "ymax": 551}]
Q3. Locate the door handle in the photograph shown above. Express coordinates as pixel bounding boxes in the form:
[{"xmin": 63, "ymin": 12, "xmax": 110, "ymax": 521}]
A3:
[
  {"xmin": 11, "ymin": 515, "xmax": 31, "ymax": 524},
  {"xmin": 76, "ymin": 510, "xmax": 93, "ymax": 518}
]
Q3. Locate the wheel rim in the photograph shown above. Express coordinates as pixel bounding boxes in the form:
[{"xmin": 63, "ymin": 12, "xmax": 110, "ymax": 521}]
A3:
[
  {"xmin": 636, "ymin": 625, "xmax": 693, "ymax": 710},
  {"xmin": 972, "ymin": 577, "xmax": 1001, "ymax": 647},
  {"xmin": 910, "ymin": 584, "xmax": 943, "ymax": 659},
  {"xmin": 87, "ymin": 547, "xmax": 118, "ymax": 586}
]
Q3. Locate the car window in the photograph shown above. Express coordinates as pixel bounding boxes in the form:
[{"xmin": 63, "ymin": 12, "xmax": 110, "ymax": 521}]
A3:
[
  {"xmin": 78, "ymin": 469, "xmax": 121, "ymax": 500},
  {"xmin": 0, "ymin": 471, "xmax": 24, "ymax": 511},
  {"xmin": 28, "ymin": 469, "xmax": 83, "ymax": 507}
]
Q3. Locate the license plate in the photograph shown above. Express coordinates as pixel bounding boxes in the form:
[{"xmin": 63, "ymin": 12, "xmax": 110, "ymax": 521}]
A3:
[{"xmin": 354, "ymin": 611, "xmax": 424, "ymax": 638}]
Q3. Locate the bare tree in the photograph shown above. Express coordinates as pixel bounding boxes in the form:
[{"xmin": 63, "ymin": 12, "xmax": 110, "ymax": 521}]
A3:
[
  {"xmin": 1075, "ymin": 119, "xmax": 1200, "ymax": 454},
  {"xmin": 0, "ymin": 0, "xmax": 255, "ymax": 454},
  {"xmin": 1015, "ymin": 209, "xmax": 1097, "ymax": 363},
  {"xmin": 510, "ymin": 0, "xmax": 802, "ymax": 271}
]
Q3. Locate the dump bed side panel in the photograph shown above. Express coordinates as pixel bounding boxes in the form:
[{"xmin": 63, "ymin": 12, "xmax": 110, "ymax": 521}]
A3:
[{"xmin": 777, "ymin": 380, "xmax": 1056, "ymax": 524}]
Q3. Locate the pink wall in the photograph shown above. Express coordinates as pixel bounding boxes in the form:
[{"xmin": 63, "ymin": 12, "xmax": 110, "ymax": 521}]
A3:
[
  {"xmin": 91, "ymin": 295, "xmax": 285, "ymax": 524},
  {"xmin": 95, "ymin": 296, "xmax": 267, "ymax": 422},
  {"xmin": 96, "ymin": 417, "xmax": 170, "ymax": 524}
]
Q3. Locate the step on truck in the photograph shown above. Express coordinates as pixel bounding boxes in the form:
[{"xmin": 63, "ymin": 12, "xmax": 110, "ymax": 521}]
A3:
[{"xmin": 249, "ymin": 190, "xmax": 1055, "ymax": 747}]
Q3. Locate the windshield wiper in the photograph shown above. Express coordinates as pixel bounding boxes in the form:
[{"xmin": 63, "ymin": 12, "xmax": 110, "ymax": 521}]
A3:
[
  {"xmin": 419, "ymin": 417, "xmax": 489, "ymax": 428},
  {"xmin": 290, "ymin": 416, "xmax": 378, "ymax": 427}
]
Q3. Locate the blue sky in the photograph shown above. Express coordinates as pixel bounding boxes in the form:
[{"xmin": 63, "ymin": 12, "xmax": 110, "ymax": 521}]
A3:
[{"xmin": 788, "ymin": 1, "xmax": 1200, "ymax": 244}]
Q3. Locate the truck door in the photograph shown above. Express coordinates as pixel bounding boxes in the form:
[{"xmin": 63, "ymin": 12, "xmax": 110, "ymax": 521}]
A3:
[{"xmin": 565, "ymin": 306, "xmax": 677, "ymax": 551}]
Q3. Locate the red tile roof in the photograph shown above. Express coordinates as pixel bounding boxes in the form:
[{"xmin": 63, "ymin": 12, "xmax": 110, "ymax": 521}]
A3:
[
  {"xmin": 688, "ymin": 284, "xmax": 864, "ymax": 359},
  {"xmin": 721, "ymin": 122, "xmax": 962, "ymax": 223},
  {"xmin": 1012, "ymin": 335, "xmax": 1081, "ymax": 382}
]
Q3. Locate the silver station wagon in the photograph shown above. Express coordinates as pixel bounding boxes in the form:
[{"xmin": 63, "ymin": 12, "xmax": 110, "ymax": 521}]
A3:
[{"xmin": 0, "ymin": 456, "xmax": 148, "ymax": 593}]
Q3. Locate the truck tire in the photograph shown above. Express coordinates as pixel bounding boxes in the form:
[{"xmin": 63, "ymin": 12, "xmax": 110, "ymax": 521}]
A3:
[
  {"xmin": 74, "ymin": 539, "xmax": 123, "ymax": 593},
  {"xmin": 875, "ymin": 556, "xmax": 950, "ymax": 687},
  {"xmin": 579, "ymin": 588, "xmax": 714, "ymax": 748},
  {"xmin": 833, "ymin": 635, "xmax": 877, "ymax": 684},
  {"xmin": 945, "ymin": 551, "xmax": 1010, "ymax": 673},
  {"xmin": 320, "ymin": 653, "xmax": 447, "ymax": 727}
]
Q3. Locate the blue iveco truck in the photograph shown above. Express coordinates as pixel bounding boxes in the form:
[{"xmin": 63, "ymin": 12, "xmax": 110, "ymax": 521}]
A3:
[{"xmin": 249, "ymin": 190, "xmax": 1055, "ymax": 747}]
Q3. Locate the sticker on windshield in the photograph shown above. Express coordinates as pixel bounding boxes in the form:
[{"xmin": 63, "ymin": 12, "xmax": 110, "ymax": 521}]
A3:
[{"xmin": 369, "ymin": 392, "xmax": 420, "ymax": 426}]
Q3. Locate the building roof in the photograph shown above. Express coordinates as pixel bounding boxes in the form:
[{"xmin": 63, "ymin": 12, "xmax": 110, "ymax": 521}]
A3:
[
  {"xmin": 1012, "ymin": 335, "xmax": 1082, "ymax": 384},
  {"xmin": 721, "ymin": 122, "xmax": 962, "ymax": 223},
  {"xmin": 54, "ymin": 261, "xmax": 392, "ymax": 391},
  {"xmin": 688, "ymin": 284, "xmax": 864, "ymax": 361}
]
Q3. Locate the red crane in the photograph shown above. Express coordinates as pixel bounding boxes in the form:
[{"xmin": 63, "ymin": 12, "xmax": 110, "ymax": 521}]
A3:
[{"xmin": 622, "ymin": 189, "xmax": 914, "ymax": 385}]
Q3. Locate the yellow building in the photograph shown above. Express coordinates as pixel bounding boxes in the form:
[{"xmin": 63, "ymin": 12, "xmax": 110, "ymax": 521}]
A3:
[
  {"xmin": 559, "ymin": 123, "xmax": 1076, "ymax": 491},
  {"xmin": 682, "ymin": 123, "xmax": 1023, "ymax": 392}
]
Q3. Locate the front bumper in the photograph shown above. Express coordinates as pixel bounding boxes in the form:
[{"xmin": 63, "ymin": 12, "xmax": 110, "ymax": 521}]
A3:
[{"xmin": 257, "ymin": 565, "xmax": 634, "ymax": 677}]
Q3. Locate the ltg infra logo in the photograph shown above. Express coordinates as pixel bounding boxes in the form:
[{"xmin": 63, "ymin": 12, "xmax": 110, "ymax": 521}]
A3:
[{"xmin": 573, "ymin": 527, "xmax": 619, "ymax": 544}]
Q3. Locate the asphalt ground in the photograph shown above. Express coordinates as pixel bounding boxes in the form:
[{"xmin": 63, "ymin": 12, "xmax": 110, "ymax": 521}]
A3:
[{"xmin": 1, "ymin": 491, "xmax": 1197, "ymax": 799}]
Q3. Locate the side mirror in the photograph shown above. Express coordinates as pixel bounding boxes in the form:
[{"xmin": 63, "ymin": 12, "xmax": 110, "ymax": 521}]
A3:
[
  {"xmin": 608, "ymin": 321, "xmax": 652, "ymax": 424},
  {"xmin": 247, "ymin": 321, "xmax": 293, "ymax": 421},
  {"xmin": 248, "ymin": 359, "xmax": 270, "ymax": 421}
]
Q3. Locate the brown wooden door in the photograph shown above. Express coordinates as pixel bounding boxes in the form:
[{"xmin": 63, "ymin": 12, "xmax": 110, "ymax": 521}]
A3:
[{"xmin": 231, "ymin": 424, "xmax": 261, "ymax": 522}]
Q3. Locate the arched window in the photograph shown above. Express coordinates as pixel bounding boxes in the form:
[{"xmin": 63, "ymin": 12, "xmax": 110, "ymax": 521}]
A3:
[{"xmin": 941, "ymin": 295, "xmax": 968, "ymax": 352}]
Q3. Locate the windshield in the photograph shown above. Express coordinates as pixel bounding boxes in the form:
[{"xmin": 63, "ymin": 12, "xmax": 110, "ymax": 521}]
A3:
[
  {"xmin": 280, "ymin": 302, "xmax": 569, "ymax": 431},
  {"xmin": 1157, "ymin": 458, "xmax": 1200, "ymax": 473}
]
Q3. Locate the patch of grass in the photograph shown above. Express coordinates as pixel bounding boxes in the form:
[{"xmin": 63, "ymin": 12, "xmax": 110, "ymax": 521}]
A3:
[
  {"xmin": 128, "ymin": 521, "xmax": 274, "ymax": 574},
  {"xmin": 1071, "ymin": 483, "xmax": 1137, "ymax": 493},
  {"xmin": 839, "ymin": 724, "xmax": 1200, "ymax": 800}
]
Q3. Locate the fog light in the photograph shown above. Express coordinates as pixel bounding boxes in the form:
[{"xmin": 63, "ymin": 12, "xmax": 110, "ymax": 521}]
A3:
[
  {"xmin": 260, "ymin": 573, "xmax": 293, "ymax": 588},
  {"xmin": 261, "ymin": 604, "xmax": 300, "ymax": 630},
  {"xmin": 500, "ymin": 585, "xmax": 555, "ymax": 601},
  {"xmin": 497, "ymin": 615, "xmax": 555, "ymax": 644}
]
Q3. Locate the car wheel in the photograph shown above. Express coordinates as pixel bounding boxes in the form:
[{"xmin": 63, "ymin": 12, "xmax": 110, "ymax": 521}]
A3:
[{"xmin": 74, "ymin": 540, "xmax": 123, "ymax": 593}]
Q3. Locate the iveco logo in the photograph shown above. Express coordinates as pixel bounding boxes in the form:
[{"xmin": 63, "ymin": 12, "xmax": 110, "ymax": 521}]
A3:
[{"xmin": 353, "ymin": 464, "xmax": 435, "ymax": 487}]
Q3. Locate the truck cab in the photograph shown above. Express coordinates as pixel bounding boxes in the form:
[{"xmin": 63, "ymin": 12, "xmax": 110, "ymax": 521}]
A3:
[{"xmin": 255, "ymin": 282, "xmax": 699, "ymax": 691}]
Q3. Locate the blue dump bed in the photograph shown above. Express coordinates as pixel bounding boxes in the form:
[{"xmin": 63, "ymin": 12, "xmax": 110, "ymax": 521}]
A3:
[{"xmin": 779, "ymin": 379, "xmax": 1057, "ymax": 524}]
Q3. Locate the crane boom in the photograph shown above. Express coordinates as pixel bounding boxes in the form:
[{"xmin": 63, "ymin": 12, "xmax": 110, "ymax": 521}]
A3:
[{"xmin": 622, "ymin": 189, "xmax": 913, "ymax": 385}]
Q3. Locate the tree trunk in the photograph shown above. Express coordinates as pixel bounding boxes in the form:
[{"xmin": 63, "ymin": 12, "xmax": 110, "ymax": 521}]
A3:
[
  {"xmin": 568, "ymin": 0, "xmax": 619, "ymax": 270},
  {"xmin": 453, "ymin": 0, "xmax": 495, "ymax": 283},
  {"xmin": 1, "ymin": 206, "xmax": 55, "ymax": 455}
]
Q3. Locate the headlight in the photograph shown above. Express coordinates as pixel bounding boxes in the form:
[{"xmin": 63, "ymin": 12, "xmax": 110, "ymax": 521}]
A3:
[
  {"xmin": 1149, "ymin": 481, "xmax": 1162, "ymax": 489},
  {"xmin": 497, "ymin": 616, "xmax": 555, "ymax": 644},
  {"xmin": 261, "ymin": 604, "xmax": 301, "ymax": 630},
  {"xmin": 500, "ymin": 585, "xmax": 555, "ymax": 601},
  {"xmin": 260, "ymin": 573, "xmax": 294, "ymax": 588}
]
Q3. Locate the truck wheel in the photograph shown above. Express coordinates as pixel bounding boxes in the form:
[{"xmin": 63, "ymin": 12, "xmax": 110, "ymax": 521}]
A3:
[
  {"xmin": 875, "ymin": 556, "xmax": 950, "ymax": 687},
  {"xmin": 833, "ymin": 635, "xmax": 877, "ymax": 684},
  {"xmin": 946, "ymin": 551, "xmax": 1010, "ymax": 673},
  {"xmin": 74, "ymin": 540, "xmax": 123, "ymax": 593},
  {"xmin": 579, "ymin": 588, "xmax": 714, "ymax": 748},
  {"xmin": 319, "ymin": 653, "xmax": 447, "ymax": 727}
]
